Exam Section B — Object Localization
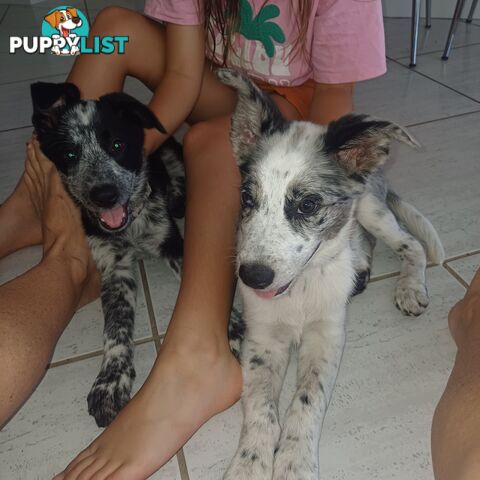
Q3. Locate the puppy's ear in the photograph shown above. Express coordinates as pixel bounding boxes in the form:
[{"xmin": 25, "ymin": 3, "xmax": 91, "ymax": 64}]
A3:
[
  {"xmin": 324, "ymin": 114, "xmax": 420, "ymax": 176},
  {"xmin": 31, "ymin": 81, "xmax": 80, "ymax": 133},
  {"xmin": 100, "ymin": 92, "xmax": 167, "ymax": 134},
  {"xmin": 44, "ymin": 10, "xmax": 60, "ymax": 28},
  {"xmin": 67, "ymin": 7, "xmax": 78, "ymax": 17},
  {"xmin": 216, "ymin": 68, "xmax": 286, "ymax": 164}
]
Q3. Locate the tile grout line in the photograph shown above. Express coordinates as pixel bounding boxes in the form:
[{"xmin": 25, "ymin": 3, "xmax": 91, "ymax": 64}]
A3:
[
  {"xmin": 369, "ymin": 249, "xmax": 480, "ymax": 284},
  {"xmin": 0, "ymin": 4, "xmax": 9, "ymax": 25},
  {"xmin": 177, "ymin": 448, "xmax": 191, "ymax": 480},
  {"xmin": 47, "ymin": 336, "xmax": 155, "ymax": 369},
  {"xmin": 138, "ymin": 260, "xmax": 191, "ymax": 480},
  {"xmin": 443, "ymin": 248, "xmax": 480, "ymax": 263},
  {"xmin": 0, "ymin": 72, "xmax": 71, "ymax": 87},
  {"xmin": 389, "ymin": 57, "xmax": 480, "ymax": 105},
  {"xmin": 0, "ymin": 125, "xmax": 31, "ymax": 134},
  {"xmin": 138, "ymin": 260, "xmax": 163, "ymax": 351},
  {"xmin": 391, "ymin": 40, "xmax": 480, "ymax": 62},
  {"xmin": 404, "ymin": 108, "xmax": 480, "ymax": 128},
  {"xmin": 443, "ymin": 263, "xmax": 469, "ymax": 288}
]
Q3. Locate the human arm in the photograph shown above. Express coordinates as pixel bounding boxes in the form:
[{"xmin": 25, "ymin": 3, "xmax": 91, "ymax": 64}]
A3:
[{"xmin": 144, "ymin": 23, "xmax": 205, "ymax": 154}]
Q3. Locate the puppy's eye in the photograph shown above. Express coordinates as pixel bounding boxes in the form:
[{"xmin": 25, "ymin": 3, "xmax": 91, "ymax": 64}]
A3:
[
  {"xmin": 111, "ymin": 140, "xmax": 125, "ymax": 153},
  {"xmin": 298, "ymin": 196, "xmax": 320, "ymax": 215},
  {"xmin": 60, "ymin": 16, "xmax": 65, "ymax": 21},
  {"xmin": 241, "ymin": 189, "xmax": 255, "ymax": 208},
  {"xmin": 65, "ymin": 152, "xmax": 77, "ymax": 161}
]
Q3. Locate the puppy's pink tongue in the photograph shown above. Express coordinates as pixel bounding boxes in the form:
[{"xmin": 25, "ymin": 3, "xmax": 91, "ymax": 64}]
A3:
[
  {"xmin": 255, "ymin": 289, "xmax": 277, "ymax": 299},
  {"xmin": 100, "ymin": 206, "xmax": 125, "ymax": 229}
]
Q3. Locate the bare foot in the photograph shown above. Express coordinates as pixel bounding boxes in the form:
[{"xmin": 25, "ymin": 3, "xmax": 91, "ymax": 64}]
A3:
[
  {"xmin": 0, "ymin": 164, "xmax": 42, "ymax": 258},
  {"xmin": 54, "ymin": 335, "xmax": 242, "ymax": 479},
  {"xmin": 23, "ymin": 139, "xmax": 100, "ymax": 306}
]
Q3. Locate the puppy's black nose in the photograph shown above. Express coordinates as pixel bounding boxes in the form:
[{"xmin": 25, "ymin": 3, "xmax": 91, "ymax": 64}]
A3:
[
  {"xmin": 90, "ymin": 184, "xmax": 119, "ymax": 208},
  {"xmin": 239, "ymin": 263, "xmax": 275, "ymax": 289},
  {"xmin": 72, "ymin": 16, "xmax": 81, "ymax": 24}
]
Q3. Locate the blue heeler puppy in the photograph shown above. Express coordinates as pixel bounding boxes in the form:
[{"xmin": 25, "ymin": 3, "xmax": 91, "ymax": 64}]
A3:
[{"xmin": 31, "ymin": 82, "xmax": 184, "ymax": 427}]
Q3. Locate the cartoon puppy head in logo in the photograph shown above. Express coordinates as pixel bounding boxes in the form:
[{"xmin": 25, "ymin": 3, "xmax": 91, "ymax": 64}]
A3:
[{"xmin": 44, "ymin": 7, "xmax": 82, "ymax": 37}]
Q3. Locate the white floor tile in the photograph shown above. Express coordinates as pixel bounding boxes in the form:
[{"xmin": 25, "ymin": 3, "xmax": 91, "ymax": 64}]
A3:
[
  {"xmin": 371, "ymin": 111, "xmax": 480, "ymax": 277},
  {"xmin": 0, "ymin": 127, "xmax": 30, "ymax": 202},
  {"xmin": 0, "ymin": 342, "xmax": 182, "ymax": 480},
  {"xmin": 0, "ymin": 248, "xmax": 153, "ymax": 362},
  {"xmin": 385, "ymin": 18, "xmax": 480, "ymax": 60},
  {"xmin": 0, "ymin": 75, "xmax": 65, "ymax": 131},
  {"xmin": 183, "ymin": 267, "xmax": 462, "ymax": 479},
  {"xmin": 354, "ymin": 60, "xmax": 479, "ymax": 127},
  {"xmin": 0, "ymin": 76, "xmax": 151, "ymax": 133},
  {"xmin": 0, "ymin": 50, "xmax": 75, "ymax": 84},
  {"xmin": 397, "ymin": 43, "xmax": 480, "ymax": 101},
  {"xmin": 143, "ymin": 258, "xmax": 179, "ymax": 335},
  {"xmin": 0, "ymin": 5, "xmax": 8, "ymax": 22},
  {"xmin": 447, "ymin": 253, "xmax": 480, "ymax": 284}
]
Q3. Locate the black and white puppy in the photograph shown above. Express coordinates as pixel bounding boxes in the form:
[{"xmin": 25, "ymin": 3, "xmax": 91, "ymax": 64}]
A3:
[
  {"xmin": 217, "ymin": 69, "xmax": 444, "ymax": 480},
  {"xmin": 31, "ymin": 82, "xmax": 184, "ymax": 427}
]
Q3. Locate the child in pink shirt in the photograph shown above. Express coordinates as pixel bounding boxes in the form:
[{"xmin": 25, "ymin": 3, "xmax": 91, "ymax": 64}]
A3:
[{"xmin": 0, "ymin": 2, "xmax": 385, "ymax": 479}]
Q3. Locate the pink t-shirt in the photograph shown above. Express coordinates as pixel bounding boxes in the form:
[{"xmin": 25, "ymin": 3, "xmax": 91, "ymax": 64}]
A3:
[{"xmin": 144, "ymin": 0, "xmax": 386, "ymax": 86}]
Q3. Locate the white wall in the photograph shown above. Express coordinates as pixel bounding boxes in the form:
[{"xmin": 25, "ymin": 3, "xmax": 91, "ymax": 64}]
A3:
[{"xmin": 382, "ymin": 0, "xmax": 479, "ymax": 20}]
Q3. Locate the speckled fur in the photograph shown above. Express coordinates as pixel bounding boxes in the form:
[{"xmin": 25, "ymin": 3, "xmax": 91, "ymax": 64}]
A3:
[
  {"xmin": 218, "ymin": 69, "xmax": 444, "ymax": 480},
  {"xmin": 31, "ymin": 83, "xmax": 184, "ymax": 427}
]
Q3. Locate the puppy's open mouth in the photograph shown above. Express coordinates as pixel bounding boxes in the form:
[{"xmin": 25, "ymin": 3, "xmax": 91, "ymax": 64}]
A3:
[
  {"xmin": 254, "ymin": 281, "xmax": 292, "ymax": 299},
  {"xmin": 61, "ymin": 26, "xmax": 69, "ymax": 37},
  {"xmin": 98, "ymin": 205, "xmax": 128, "ymax": 231}
]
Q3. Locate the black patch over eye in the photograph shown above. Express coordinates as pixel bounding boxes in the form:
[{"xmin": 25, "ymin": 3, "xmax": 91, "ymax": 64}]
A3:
[
  {"xmin": 110, "ymin": 139, "xmax": 126, "ymax": 153},
  {"xmin": 241, "ymin": 188, "xmax": 255, "ymax": 208},
  {"xmin": 64, "ymin": 151, "xmax": 77, "ymax": 161},
  {"xmin": 297, "ymin": 195, "xmax": 321, "ymax": 216}
]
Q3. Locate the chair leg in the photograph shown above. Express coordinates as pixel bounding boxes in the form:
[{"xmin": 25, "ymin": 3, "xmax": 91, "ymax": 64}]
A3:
[
  {"xmin": 426, "ymin": 0, "xmax": 432, "ymax": 28},
  {"xmin": 442, "ymin": 0, "xmax": 467, "ymax": 60},
  {"xmin": 466, "ymin": 0, "xmax": 478, "ymax": 22},
  {"xmin": 410, "ymin": 0, "xmax": 422, "ymax": 67}
]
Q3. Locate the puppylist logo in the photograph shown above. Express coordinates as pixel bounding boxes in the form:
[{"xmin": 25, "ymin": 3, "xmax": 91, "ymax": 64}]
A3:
[{"xmin": 10, "ymin": 6, "xmax": 128, "ymax": 56}]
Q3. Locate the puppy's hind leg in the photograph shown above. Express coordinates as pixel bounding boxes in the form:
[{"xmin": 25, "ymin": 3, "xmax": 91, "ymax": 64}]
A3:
[
  {"xmin": 224, "ymin": 323, "xmax": 291, "ymax": 480},
  {"xmin": 87, "ymin": 253, "xmax": 137, "ymax": 427},
  {"xmin": 350, "ymin": 223, "xmax": 376, "ymax": 297},
  {"xmin": 357, "ymin": 193, "xmax": 429, "ymax": 316}
]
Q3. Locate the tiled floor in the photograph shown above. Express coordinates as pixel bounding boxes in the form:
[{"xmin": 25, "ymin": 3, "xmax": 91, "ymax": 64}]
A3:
[{"xmin": 1, "ymin": 2, "xmax": 479, "ymax": 479}]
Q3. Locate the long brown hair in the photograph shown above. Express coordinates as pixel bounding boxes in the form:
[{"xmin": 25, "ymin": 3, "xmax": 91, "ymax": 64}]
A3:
[{"xmin": 202, "ymin": 0, "xmax": 313, "ymax": 66}]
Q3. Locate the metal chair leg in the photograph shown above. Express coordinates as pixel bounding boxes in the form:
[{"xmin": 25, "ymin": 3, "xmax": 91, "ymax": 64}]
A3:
[
  {"xmin": 442, "ymin": 0, "xmax": 467, "ymax": 60},
  {"xmin": 410, "ymin": 0, "xmax": 422, "ymax": 67},
  {"xmin": 466, "ymin": 0, "xmax": 478, "ymax": 22},
  {"xmin": 426, "ymin": 0, "xmax": 432, "ymax": 28}
]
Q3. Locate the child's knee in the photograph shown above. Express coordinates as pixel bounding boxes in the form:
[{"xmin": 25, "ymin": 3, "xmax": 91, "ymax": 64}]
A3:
[
  {"xmin": 91, "ymin": 6, "xmax": 139, "ymax": 37},
  {"xmin": 183, "ymin": 119, "xmax": 230, "ymax": 159}
]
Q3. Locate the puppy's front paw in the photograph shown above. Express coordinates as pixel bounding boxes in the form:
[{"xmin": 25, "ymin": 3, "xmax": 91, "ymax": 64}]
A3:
[
  {"xmin": 223, "ymin": 447, "xmax": 273, "ymax": 480},
  {"xmin": 395, "ymin": 279, "xmax": 429, "ymax": 316},
  {"xmin": 273, "ymin": 446, "xmax": 317, "ymax": 480},
  {"xmin": 87, "ymin": 368, "xmax": 134, "ymax": 427}
]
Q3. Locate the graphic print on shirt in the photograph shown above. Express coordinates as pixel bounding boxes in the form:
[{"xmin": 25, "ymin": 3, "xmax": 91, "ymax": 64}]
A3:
[
  {"xmin": 238, "ymin": 0, "xmax": 285, "ymax": 58},
  {"xmin": 210, "ymin": 0, "xmax": 293, "ymax": 84}
]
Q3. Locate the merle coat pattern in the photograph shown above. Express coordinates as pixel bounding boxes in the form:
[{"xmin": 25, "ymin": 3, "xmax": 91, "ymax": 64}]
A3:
[
  {"xmin": 31, "ymin": 82, "xmax": 184, "ymax": 427},
  {"xmin": 217, "ymin": 69, "xmax": 444, "ymax": 480}
]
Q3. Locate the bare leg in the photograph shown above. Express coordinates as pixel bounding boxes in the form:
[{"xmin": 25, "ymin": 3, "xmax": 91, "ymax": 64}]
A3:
[
  {"xmin": 431, "ymin": 268, "xmax": 480, "ymax": 480},
  {"xmin": 0, "ymin": 142, "xmax": 94, "ymax": 426}
]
